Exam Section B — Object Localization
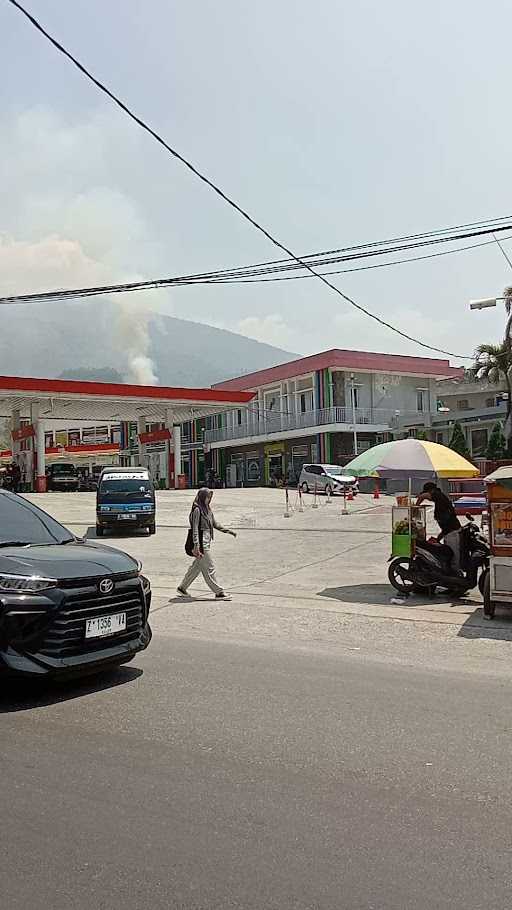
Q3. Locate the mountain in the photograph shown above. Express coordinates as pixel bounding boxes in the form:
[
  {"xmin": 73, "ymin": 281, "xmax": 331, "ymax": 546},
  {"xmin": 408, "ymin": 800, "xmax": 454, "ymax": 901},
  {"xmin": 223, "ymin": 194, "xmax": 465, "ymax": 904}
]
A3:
[{"xmin": 0, "ymin": 302, "xmax": 296, "ymax": 387}]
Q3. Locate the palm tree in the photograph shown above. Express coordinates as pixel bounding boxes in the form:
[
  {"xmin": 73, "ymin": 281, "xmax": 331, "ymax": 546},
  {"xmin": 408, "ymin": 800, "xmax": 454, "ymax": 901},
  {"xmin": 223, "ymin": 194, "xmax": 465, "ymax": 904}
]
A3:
[
  {"xmin": 472, "ymin": 342, "xmax": 512, "ymax": 450},
  {"xmin": 504, "ymin": 286, "xmax": 512, "ymax": 348}
]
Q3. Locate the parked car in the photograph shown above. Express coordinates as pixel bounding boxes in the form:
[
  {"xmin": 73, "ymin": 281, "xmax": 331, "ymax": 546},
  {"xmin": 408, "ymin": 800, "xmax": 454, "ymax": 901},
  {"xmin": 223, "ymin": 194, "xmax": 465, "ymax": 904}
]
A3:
[
  {"xmin": 299, "ymin": 464, "xmax": 359, "ymax": 496},
  {"xmin": 46, "ymin": 462, "xmax": 79, "ymax": 492},
  {"xmin": 0, "ymin": 490, "xmax": 152, "ymax": 679},
  {"xmin": 96, "ymin": 467, "xmax": 156, "ymax": 536}
]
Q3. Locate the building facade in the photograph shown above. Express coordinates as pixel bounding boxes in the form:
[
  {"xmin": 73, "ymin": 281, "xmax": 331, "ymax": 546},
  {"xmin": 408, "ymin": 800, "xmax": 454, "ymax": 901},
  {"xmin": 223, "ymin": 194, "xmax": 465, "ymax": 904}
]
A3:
[
  {"xmin": 430, "ymin": 378, "xmax": 507, "ymax": 457},
  {"xmin": 183, "ymin": 349, "xmax": 462, "ymax": 487}
]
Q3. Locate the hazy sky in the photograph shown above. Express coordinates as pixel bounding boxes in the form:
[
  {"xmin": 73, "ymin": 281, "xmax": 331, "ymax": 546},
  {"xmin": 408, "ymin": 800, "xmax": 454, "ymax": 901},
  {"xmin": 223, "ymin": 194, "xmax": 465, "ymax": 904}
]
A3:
[{"xmin": 2, "ymin": 0, "xmax": 512, "ymax": 365}]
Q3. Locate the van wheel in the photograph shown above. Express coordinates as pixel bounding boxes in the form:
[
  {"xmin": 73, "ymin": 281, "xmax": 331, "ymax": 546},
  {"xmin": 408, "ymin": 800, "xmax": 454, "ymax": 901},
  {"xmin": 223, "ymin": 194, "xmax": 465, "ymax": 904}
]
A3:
[
  {"xmin": 96, "ymin": 525, "xmax": 104, "ymax": 537},
  {"xmin": 301, "ymin": 482, "xmax": 309, "ymax": 494},
  {"xmin": 325, "ymin": 484, "xmax": 333, "ymax": 497},
  {"xmin": 148, "ymin": 523, "xmax": 156, "ymax": 536}
]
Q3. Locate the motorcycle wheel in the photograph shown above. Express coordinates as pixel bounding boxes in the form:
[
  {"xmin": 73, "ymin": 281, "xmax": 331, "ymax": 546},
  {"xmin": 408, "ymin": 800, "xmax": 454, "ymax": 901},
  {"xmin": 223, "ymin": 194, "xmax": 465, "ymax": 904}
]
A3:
[{"xmin": 388, "ymin": 558, "xmax": 415, "ymax": 595}]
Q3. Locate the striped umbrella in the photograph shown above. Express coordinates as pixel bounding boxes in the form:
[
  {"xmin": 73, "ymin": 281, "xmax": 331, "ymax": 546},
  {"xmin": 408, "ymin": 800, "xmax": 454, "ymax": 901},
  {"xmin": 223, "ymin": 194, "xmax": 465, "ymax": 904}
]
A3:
[{"xmin": 344, "ymin": 438, "xmax": 479, "ymax": 480}]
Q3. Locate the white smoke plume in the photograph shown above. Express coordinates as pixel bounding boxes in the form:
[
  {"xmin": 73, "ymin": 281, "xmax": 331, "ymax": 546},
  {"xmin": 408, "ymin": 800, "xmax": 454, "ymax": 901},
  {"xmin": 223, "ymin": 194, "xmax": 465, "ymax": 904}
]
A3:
[
  {"xmin": 115, "ymin": 295, "xmax": 159, "ymax": 385},
  {"xmin": 0, "ymin": 107, "xmax": 169, "ymax": 384}
]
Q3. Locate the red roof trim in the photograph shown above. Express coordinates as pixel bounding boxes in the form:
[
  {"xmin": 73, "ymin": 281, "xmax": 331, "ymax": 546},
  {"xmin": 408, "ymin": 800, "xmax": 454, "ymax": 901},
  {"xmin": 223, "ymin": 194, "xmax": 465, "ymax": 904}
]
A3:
[
  {"xmin": 213, "ymin": 349, "xmax": 463, "ymax": 390},
  {"xmin": 0, "ymin": 375, "xmax": 254, "ymax": 404}
]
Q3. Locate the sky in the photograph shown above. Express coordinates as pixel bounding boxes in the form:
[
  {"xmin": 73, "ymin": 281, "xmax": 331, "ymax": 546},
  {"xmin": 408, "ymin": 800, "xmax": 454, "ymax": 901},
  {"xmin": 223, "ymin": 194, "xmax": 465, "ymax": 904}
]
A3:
[{"xmin": 1, "ymin": 0, "xmax": 512, "ymax": 367}]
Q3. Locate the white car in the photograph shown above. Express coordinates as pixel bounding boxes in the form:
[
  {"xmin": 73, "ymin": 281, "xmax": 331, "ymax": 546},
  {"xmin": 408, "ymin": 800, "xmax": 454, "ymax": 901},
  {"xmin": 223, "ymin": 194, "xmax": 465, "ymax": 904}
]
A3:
[{"xmin": 299, "ymin": 464, "xmax": 359, "ymax": 496}]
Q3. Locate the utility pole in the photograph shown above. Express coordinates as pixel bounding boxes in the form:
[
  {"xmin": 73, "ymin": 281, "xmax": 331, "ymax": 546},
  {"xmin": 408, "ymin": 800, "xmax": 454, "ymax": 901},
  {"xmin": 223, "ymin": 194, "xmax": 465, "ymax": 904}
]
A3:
[{"xmin": 350, "ymin": 373, "xmax": 358, "ymax": 456}]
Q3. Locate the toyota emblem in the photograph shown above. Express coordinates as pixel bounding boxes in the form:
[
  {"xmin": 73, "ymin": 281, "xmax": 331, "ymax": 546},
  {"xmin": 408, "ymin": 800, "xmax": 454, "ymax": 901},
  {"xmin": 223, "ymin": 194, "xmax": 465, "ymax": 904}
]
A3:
[{"xmin": 99, "ymin": 578, "xmax": 114, "ymax": 595}]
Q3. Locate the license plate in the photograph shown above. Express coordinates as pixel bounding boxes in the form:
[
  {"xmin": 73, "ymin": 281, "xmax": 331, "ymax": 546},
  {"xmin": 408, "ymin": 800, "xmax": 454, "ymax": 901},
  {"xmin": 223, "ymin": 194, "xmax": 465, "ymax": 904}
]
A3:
[
  {"xmin": 85, "ymin": 612, "xmax": 126, "ymax": 639},
  {"xmin": 118, "ymin": 514, "xmax": 137, "ymax": 520}
]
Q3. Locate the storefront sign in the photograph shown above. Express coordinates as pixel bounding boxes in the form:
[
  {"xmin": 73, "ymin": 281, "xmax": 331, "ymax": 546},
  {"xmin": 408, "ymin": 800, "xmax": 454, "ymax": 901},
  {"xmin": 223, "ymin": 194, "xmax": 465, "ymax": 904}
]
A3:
[
  {"xmin": 264, "ymin": 442, "xmax": 284, "ymax": 455},
  {"xmin": 55, "ymin": 430, "xmax": 68, "ymax": 447},
  {"xmin": 138, "ymin": 428, "xmax": 171, "ymax": 444},
  {"xmin": 68, "ymin": 429, "xmax": 81, "ymax": 446},
  {"xmin": 491, "ymin": 503, "xmax": 512, "ymax": 547},
  {"xmin": 11, "ymin": 424, "xmax": 35, "ymax": 442}
]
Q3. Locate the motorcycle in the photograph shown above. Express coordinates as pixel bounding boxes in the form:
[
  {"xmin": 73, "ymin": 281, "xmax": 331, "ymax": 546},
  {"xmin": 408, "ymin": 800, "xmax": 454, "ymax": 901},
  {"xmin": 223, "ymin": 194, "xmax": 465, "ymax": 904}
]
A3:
[{"xmin": 388, "ymin": 515, "xmax": 490, "ymax": 598}]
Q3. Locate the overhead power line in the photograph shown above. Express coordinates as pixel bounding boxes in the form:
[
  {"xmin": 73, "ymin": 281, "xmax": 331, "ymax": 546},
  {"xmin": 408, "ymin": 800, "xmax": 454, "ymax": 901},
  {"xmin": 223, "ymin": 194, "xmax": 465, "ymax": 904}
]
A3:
[
  {"xmin": 2, "ymin": 228, "xmax": 511, "ymax": 306},
  {"xmin": 5, "ymin": 0, "xmax": 477, "ymax": 360}
]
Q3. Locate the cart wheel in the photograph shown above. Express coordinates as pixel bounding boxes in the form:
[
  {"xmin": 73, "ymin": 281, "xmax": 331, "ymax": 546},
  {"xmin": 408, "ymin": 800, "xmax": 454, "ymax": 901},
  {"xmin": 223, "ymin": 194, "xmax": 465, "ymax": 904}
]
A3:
[
  {"xmin": 482, "ymin": 570, "xmax": 495, "ymax": 620},
  {"xmin": 388, "ymin": 558, "xmax": 414, "ymax": 595}
]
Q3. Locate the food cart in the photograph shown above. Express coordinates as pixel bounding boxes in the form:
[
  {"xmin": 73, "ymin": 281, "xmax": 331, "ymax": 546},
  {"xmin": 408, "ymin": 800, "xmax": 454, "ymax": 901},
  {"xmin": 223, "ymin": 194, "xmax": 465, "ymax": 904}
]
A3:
[
  {"xmin": 482, "ymin": 466, "xmax": 512, "ymax": 619},
  {"xmin": 391, "ymin": 496, "xmax": 427, "ymax": 557}
]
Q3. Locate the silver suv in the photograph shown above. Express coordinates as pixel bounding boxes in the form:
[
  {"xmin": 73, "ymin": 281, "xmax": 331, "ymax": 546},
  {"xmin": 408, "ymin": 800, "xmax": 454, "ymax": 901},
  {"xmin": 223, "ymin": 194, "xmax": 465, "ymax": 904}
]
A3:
[{"xmin": 299, "ymin": 464, "xmax": 359, "ymax": 496}]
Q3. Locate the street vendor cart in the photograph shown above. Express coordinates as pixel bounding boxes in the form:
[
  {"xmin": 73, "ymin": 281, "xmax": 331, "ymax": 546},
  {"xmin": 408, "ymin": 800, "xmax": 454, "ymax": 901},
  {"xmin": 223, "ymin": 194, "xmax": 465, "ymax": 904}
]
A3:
[
  {"xmin": 482, "ymin": 466, "xmax": 512, "ymax": 619},
  {"xmin": 392, "ymin": 497, "xmax": 427, "ymax": 557}
]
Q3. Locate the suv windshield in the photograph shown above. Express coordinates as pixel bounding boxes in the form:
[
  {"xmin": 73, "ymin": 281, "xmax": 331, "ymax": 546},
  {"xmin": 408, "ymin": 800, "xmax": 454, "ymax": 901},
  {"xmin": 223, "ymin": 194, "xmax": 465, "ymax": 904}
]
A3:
[
  {"xmin": 50, "ymin": 463, "xmax": 77, "ymax": 476},
  {"xmin": 0, "ymin": 492, "xmax": 74, "ymax": 545}
]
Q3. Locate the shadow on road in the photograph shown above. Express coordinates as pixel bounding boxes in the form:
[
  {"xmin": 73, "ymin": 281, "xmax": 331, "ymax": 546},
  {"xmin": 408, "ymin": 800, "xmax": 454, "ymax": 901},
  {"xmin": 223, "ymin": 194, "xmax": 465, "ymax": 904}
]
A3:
[
  {"xmin": 458, "ymin": 608, "xmax": 512, "ymax": 641},
  {"xmin": 0, "ymin": 665, "xmax": 143, "ymax": 713},
  {"xmin": 319, "ymin": 583, "xmax": 476, "ymax": 610}
]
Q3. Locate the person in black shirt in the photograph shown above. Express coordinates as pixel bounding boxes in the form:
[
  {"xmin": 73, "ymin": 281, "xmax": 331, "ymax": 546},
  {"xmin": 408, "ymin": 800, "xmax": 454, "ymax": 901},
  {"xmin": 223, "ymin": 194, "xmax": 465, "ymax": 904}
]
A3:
[{"xmin": 416, "ymin": 482, "xmax": 462, "ymax": 571}]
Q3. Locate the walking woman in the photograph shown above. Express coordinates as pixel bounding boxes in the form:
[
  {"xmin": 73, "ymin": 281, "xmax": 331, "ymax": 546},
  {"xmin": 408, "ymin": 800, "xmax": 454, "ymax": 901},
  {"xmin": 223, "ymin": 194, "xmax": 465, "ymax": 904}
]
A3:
[{"xmin": 178, "ymin": 488, "xmax": 236, "ymax": 600}]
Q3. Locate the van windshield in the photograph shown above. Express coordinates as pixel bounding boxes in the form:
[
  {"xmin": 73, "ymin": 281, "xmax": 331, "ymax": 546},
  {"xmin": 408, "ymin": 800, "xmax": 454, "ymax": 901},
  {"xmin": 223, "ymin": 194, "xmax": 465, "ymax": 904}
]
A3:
[{"xmin": 100, "ymin": 479, "xmax": 153, "ymax": 495}]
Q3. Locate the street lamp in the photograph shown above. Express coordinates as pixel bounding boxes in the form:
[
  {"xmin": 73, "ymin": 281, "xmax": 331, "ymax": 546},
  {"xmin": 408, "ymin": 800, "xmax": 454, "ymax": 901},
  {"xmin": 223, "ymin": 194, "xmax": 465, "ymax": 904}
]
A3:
[{"xmin": 469, "ymin": 296, "xmax": 507, "ymax": 310}]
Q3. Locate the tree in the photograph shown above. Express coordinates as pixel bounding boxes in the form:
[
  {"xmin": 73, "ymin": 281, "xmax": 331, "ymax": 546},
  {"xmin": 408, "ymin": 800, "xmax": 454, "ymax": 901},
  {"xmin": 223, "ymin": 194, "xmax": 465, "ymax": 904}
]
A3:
[
  {"xmin": 415, "ymin": 429, "xmax": 428, "ymax": 440},
  {"xmin": 448, "ymin": 422, "xmax": 471, "ymax": 459},
  {"xmin": 472, "ymin": 342, "xmax": 512, "ymax": 452},
  {"xmin": 486, "ymin": 422, "xmax": 507, "ymax": 460}
]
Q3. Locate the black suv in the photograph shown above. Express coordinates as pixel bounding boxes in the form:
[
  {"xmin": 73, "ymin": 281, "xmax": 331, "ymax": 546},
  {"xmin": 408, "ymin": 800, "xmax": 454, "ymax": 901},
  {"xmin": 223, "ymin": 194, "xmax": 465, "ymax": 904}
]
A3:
[{"xmin": 0, "ymin": 490, "xmax": 152, "ymax": 679}]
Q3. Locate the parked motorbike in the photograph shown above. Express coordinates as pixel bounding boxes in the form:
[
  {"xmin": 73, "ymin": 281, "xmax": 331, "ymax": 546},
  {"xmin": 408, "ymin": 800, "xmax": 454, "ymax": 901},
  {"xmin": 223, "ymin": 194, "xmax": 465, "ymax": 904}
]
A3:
[{"xmin": 388, "ymin": 516, "xmax": 490, "ymax": 597}]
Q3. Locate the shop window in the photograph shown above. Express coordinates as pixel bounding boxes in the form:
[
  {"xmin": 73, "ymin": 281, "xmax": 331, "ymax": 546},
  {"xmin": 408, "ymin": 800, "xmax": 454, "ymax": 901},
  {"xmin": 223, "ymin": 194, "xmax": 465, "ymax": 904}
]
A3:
[
  {"xmin": 486, "ymin": 398, "xmax": 495, "ymax": 408},
  {"xmin": 457, "ymin": 399, "xmax": 469, "ymax": 411}
]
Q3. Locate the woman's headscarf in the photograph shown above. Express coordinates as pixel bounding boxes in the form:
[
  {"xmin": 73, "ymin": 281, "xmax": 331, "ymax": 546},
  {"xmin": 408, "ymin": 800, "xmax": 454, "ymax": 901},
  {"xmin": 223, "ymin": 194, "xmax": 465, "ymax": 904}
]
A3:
[{"xmin": 190, "ymin": 487, "xmax": 214, "ymax": 532}]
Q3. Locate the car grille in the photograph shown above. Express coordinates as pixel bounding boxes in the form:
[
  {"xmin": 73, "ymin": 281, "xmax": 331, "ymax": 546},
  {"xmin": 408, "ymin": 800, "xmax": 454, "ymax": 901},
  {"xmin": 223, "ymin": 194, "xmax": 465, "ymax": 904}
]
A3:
[{"xmin": 37, "ymin": 582, "xmax": 145, "ymax": 658}]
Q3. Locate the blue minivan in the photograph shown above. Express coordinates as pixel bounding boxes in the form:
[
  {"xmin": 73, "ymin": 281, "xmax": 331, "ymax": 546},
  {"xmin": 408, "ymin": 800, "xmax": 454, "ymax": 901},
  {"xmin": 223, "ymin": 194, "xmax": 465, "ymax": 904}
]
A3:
[{"xmin": 96, "ymin": 467, "xmax": 156, "ymax": 536}]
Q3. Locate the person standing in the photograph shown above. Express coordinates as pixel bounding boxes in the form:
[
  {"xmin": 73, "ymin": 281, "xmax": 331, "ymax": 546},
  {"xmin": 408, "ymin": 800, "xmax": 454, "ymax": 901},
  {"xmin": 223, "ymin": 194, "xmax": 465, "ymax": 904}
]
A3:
[
  {"xmin": 416, "ymin": 481, "xmax": 462, "ymax": 571},
  {"xmin": 177, "ymin": 488, "xmax": 236, "ymax": 600}
]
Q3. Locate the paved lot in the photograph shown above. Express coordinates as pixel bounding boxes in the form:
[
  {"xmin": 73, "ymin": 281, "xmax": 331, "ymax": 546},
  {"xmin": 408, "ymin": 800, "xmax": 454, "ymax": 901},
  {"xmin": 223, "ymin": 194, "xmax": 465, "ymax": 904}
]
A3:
[{"xmin": 3, "ymin": 489, "xmax": 512, "ymax": 909}]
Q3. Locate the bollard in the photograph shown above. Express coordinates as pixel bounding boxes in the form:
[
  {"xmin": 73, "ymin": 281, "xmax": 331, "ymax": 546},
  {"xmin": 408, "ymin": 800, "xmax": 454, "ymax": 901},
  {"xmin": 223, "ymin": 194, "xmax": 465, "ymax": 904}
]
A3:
[
  {"xmin": 325, "ymin": 485, "xmax": 332, "ymax": 505},
  {"xmin": 284, "ymin": 485, "xmax": 292, "ymax": 518},
  {"xmin": 297, "ymin": 485, "xmax": 305, "ymax": 513},
  {"xmin": 341, "ymin": 488, "xmax": 348, "ymax": 516},
  {"xmin": 373, "ymin": 481, "xmax": 380, "ymax": 500},
  {"xmin": 312, "ymin": 482, "xmax": 319, "ymax": 509}
]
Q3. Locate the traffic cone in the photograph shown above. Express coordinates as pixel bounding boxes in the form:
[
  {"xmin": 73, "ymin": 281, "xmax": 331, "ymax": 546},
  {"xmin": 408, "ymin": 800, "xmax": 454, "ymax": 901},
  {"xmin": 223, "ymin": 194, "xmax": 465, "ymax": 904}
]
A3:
[
  {"xmin": 347, "ymin": 488, "xmax": 354, "ymax": 502},
  {"xmin": 373, "ymin": 482, "xmax": 380, "ymax": 500}
]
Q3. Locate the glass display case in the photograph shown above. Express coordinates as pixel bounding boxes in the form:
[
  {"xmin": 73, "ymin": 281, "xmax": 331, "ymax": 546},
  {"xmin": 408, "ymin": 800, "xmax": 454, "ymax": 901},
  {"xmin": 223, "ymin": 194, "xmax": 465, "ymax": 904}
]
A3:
[{"xmin": 391, "ymin": 505, "xmax": 427, "ymax": 557}]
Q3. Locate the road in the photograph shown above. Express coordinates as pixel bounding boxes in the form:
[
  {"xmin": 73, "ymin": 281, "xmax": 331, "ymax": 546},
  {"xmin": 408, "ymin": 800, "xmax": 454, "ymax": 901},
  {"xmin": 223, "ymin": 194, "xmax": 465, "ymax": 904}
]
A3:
[{"xmin": 3, "ymin": 633, "xmax": 512, "ymax": 910}]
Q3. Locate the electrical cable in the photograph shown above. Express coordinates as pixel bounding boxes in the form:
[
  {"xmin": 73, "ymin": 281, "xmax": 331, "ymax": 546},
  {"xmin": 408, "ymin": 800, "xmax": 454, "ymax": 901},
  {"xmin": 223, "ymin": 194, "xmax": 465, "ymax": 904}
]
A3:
[
  {"xmin": 4, "ymin": 0, "xmax": 477, "ymax": 359},
  {"xmin": 2, "ymin": 230, "xmax": 511, "ymax": 306}
]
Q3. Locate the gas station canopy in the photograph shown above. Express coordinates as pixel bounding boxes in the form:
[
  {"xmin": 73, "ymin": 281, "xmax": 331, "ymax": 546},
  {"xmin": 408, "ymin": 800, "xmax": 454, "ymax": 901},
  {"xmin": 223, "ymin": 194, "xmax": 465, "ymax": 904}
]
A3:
[{"xmin": 0, "ymin": 375, "xmax": 255, "ymax": 423}]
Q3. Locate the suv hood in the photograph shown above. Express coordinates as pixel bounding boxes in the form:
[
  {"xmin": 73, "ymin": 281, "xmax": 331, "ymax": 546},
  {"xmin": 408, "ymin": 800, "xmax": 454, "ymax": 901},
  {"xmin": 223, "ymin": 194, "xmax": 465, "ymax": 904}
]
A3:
[{"xmin": 0, "ymin": 542, "xmax": 138, "ymax": 580}]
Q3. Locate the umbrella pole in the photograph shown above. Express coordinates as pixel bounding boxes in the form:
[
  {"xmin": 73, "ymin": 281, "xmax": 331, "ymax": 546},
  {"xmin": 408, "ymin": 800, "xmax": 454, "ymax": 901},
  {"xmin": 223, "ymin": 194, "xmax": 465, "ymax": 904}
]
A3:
[{"xmin": 408, "ymin": 477, "xmax": 412, "ymax": 555}]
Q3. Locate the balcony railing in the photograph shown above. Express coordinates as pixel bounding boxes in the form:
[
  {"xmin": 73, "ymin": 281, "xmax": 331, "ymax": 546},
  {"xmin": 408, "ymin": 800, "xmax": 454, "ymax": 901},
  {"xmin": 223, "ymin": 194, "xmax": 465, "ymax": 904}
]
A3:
[{"xmin": 205, "ymin": 406, "xmax": 425, "ymax": 444}]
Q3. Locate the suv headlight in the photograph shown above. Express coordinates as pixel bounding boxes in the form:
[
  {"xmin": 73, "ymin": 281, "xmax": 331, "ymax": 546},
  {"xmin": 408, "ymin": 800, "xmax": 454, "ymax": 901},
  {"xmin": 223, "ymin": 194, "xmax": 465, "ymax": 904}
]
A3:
[
  {"xmin": 136, "ymin": 560, "xmax": 143, "ymax": 574},
  {"xmin": 0, "ymin": 574, "xmax": 58, "ymax": 594}
]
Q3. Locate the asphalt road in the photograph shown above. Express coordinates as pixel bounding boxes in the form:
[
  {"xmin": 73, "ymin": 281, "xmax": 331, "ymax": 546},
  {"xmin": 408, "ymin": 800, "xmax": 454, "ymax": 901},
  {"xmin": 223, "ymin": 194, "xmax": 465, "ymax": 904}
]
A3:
[{"xmin": 3, "ymin": 635, "xmax": 512, "ymax": 910}]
